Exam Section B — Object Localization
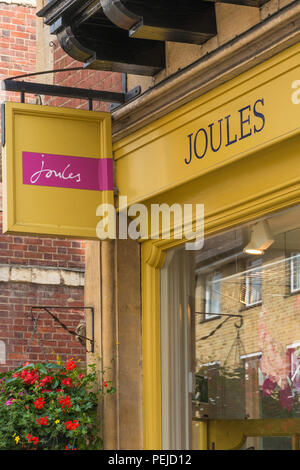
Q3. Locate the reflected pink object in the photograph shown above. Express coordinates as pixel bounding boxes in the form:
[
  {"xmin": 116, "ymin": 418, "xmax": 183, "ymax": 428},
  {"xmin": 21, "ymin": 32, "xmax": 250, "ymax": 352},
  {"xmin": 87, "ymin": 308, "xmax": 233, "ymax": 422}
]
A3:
[
  {"xmin": 258, "ymin": 307, "xmax": 292, "ymax": 409},
  {"xmin": 262, "ymin": 377, "xmax": 277, "ymax": 396},
  {"xmin": 258, "ymin": 307, "xmax": 289, "ymax": 386},
  {"xmin": 280, "ymin": 386, "xmax": 293, "ymax": 411}
]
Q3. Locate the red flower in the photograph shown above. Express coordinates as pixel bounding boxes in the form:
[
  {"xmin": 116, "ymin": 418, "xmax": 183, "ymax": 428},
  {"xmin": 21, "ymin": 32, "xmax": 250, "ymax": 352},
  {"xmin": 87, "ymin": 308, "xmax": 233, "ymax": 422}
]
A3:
[
  {"xmin": 104, "ymin": 381, "xmax": 108, "ymax": 388},
  {"xmin": 62, "ymin": 378, "xmax": 72, "ymax": 387},
  {"xmin": 65, "ymin": 445, "xmax": 77, "ymax": 450},
  {"xmin": 39, "ymin": 376, "xmax": 53, "ymax": 387},
  {"xmin": 59, "ymin": 394, "xmax": 72, "ymax": 412},
  {"xmin": 36, "ymin": 416, "xmax": 48, "ymax": 426},
  {"xmin": 34, "ymin": 397, "xmax": 45, "ymax": 409},
  {"xmin": 64, "ymin": 420, "xmax": 79, "ymax": 431},
  {"xmin": 21, "ymin": 368, "xmax": 39, "ymax": 385},
  {"xmin": 26, "ymin": 434, "xmax": 39, "ymax": 445},
  {"xmin": 65, "ymin": 359, "xmax": 76, "ymax": 371}
]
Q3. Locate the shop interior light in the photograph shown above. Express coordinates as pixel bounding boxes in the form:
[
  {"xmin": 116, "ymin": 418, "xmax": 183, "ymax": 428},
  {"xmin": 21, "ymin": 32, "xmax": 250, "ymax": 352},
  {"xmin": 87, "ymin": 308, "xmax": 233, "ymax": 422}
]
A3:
[{"xmin": 243, "ymin": 220, "xmax": 274, "ymax": 255}]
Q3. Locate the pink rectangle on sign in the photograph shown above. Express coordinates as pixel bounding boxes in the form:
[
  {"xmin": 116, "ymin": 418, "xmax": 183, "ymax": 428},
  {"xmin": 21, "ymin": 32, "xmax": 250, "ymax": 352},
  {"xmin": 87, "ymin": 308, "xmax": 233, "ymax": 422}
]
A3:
[{"xmin": 22, "ymin": 151, "xmax": 113, "ymax": 191}]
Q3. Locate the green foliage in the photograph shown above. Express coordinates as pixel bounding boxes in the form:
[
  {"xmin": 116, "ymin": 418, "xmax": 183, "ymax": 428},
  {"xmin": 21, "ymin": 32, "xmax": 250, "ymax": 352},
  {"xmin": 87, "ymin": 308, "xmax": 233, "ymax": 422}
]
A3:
[{"xmin": 0, "ymin": 359, "xmax": 114, "ymax": 450}]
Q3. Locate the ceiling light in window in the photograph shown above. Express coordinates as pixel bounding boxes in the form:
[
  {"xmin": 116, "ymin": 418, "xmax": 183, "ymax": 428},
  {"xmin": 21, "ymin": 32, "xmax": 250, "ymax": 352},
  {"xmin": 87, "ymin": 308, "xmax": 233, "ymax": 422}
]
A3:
[{"xmin": 243, "ymin": 220, "xmax": 274, "ymax": 255}]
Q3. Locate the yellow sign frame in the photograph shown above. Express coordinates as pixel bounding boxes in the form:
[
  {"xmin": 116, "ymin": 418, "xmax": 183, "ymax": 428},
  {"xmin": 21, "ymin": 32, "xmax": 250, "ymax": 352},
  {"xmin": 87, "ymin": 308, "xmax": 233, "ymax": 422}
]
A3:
[{"xmin": 2, "ymin": 102, "xmax": 112, "ymax": 239}]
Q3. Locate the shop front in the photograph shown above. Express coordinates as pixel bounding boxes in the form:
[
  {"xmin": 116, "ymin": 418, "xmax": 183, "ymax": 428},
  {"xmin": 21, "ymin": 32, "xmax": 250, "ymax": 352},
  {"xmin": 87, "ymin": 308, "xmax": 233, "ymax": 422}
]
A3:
[{"xmin": 113, "ymin": 41, "xmax": 300, "ymax": 449}]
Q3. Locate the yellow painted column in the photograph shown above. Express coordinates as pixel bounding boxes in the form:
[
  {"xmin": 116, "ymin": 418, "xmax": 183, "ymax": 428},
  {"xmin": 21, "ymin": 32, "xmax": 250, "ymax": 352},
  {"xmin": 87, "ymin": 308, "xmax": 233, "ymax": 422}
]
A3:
[
  {"xmin": 199, "ymin": 421, "xmax": 208, "ymax": 450},
  {"xmin": 292, "ymin": 435, "xmax": 299, "ymax": 450}
]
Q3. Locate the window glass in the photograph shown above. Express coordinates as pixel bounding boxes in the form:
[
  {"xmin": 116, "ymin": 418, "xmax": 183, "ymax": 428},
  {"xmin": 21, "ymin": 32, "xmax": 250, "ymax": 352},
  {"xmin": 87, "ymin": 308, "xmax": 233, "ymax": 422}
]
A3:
[
  {"xmin": 161, "ymin": 204, "xmax": 300, "ymax": 449},
  {"xmin": 291, "ymin": 253, "xmax": 300, "ymax": 293},
  {"xmin": 240, "ymin": 436, "xmax": 292, "ymax": 450},
  {"xmin": 245, "ymin": 258, "xmax": 262, "ymax": 306},
  {"xmin": 205, "ymin": 272, "xmax": 221, "ymax": 318},
  {"xmin": 193, "ymin": 208, "xmax": 300, "ymax": 421}
]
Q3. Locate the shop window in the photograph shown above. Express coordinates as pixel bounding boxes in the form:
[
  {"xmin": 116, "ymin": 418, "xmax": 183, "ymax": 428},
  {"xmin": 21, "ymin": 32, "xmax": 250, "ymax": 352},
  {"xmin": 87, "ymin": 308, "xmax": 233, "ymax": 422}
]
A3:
[
  {"xmin": 205, "ymin": 271, "xmax": 221, "ymax": 319},
  {"xmin": 161, "ymin": 205, "xmax": 300, "ymax": 448},
  {"xmin": 290, "ymin": 253, "xmax": 300, "ymax": 294},
  {"xmin": 244, "ymin": 258, "xmax": 262, "ymax": 307}
]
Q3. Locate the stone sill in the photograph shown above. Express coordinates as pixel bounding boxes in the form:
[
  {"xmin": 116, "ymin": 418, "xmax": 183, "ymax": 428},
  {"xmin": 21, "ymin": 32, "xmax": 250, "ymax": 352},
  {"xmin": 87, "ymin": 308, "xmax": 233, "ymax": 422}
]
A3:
[{"xmin": 0, "ymin": 264, "xmax": 84, "ymax": 286}]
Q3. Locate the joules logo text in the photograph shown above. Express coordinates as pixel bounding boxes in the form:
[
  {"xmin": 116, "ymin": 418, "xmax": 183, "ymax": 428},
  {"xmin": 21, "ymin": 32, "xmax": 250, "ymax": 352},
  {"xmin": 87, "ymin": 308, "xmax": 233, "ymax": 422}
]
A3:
[
  {"xmin": 185, "ymin": 98, "xmax": 265, "ymax": 165},
  {"xmin": 22, "ymin": 151, "xmax": 113, "ymax": 191},
  {"xmin": 30, "ymin": 157, "xmax": 81, "ymax": 184}
]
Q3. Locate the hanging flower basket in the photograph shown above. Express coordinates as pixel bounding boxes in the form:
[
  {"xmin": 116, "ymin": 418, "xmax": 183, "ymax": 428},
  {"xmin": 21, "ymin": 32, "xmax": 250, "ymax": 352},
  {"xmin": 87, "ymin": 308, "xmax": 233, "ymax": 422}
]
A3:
[{"xmin": 0, "ymin": 359, "xmax": 114, "ymax": 450}]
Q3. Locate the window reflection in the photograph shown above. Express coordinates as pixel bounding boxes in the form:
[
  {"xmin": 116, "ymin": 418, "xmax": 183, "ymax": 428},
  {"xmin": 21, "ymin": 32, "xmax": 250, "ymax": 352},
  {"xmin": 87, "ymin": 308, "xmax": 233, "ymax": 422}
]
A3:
[
  {"xmin": 245, "ymin": 259, "xmax": 262, "ymax": 307},
  {"xmin": 205, "ymin": 272, "xmax": 222, "ymax": 319},
  {"xmin": 240, "ymin": 436, "xmax": 292, "ymax": 450},
  {"xmin": 193, "ymin": 206, "xmax": 300, "ymax": 422},
  {"xmin": 291, "ymin": 253, "xmax": 300, "ymax": 293},
  {"xmin": 160, "ymin": 205, "xmax": 300, "ymax": 449}
]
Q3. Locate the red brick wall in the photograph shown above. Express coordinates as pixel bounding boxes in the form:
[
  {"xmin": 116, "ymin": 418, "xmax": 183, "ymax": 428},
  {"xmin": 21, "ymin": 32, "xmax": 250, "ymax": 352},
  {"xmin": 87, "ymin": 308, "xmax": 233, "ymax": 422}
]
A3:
[
  {"xmin": 0, "ymin": 2, "xmax": 86, "ymax": 372},
  {"xmin": 0, "ymin": 281, "xmax": 85, "ymax": 372},
  {"xmin": 0, "ymin": 1, "xmax": 121, "ymax": 373},
  {"xmin": 0, "ymin": 235, "xmax": 84, "ymax": 269},
  {"xmin": 46, "ymin": 41, "xmax": 123, "ymax": 111},
  {"xmin": 0, "ymin": 1, "xmax": 123, "ymax": 111},
  {"xmin": 0, "ymin": 2, "xmax": 85, "ymax": 273},
  {"xmin": 0, "ymin": 2, "xmax": 37, "ymax": 104},
  {"xmin": 0, "ymin": 2, "xmax": 36, "ymax": 76},
  {"xmin": 0, "ymin": 209, "xmax": 85, "ymax": 270},
  {"xmin": 0, "ymin": 194, "xmax": 86, "ymax": 373}
]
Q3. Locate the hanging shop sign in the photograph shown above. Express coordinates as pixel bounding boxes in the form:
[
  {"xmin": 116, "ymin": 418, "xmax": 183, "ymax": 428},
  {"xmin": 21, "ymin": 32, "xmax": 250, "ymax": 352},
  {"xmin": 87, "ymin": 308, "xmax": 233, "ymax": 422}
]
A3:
[{"xmin": 1, "ymin": 102, "xmax": 113, "ymax": 239}]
